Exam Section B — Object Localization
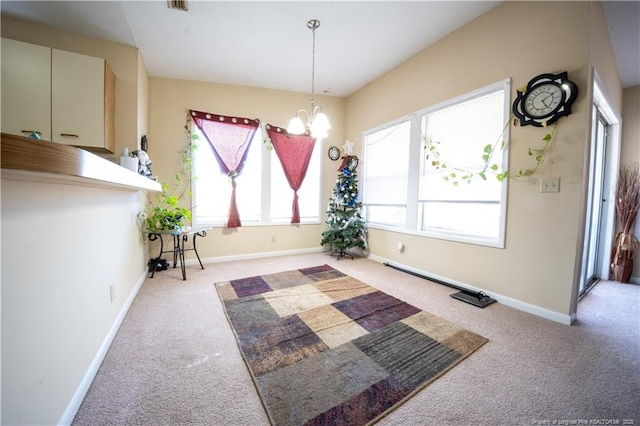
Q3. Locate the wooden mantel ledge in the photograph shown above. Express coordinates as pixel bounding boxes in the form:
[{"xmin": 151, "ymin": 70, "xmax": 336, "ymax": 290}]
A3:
[{"xmin": 1, "ymin": 133, "xmax": 162, "ymax": 192}]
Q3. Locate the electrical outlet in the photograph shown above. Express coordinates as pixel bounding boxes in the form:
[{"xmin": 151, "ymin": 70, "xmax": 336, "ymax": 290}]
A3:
[
  {"xmin": 109, "ymin": 283, "xmax": 116, "ymax": 303},
  {"xmin": 540, "ymin": 177, "xmax": 560, "ymax": 193}
]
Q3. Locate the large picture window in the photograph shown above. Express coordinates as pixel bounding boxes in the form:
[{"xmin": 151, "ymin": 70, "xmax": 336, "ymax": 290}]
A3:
[
  {"xmin": 192, "ymin": 123, "xmax": 321, "ymax": 226},
  {"xmin": 362, "ymin": 79, "xmax": 510, "ymax": 247}
]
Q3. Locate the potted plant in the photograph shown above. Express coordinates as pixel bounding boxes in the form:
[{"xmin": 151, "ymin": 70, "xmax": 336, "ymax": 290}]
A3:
[
  {"xmin": 611, "ymin": 163, "xmax": 640, "ymax": 283},
  {"xmin": 143, "ymin": 183, "xmax": 192, "ymax": 232}
]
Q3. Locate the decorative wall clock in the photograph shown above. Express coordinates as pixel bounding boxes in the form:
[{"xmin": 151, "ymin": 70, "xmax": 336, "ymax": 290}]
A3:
[
  {"xmin": 512, "ymin": 71, "xmax": 578, "ymax": 127},
  {"xmin": 328, "ymin": 146, "xmax": 340, "ymax": 161}
]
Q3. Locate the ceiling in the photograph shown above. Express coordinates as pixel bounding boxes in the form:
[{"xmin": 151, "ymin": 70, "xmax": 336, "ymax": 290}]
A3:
[{"xmin": 1, "ymin": 1, "xmax": 638, "ymax": 98}]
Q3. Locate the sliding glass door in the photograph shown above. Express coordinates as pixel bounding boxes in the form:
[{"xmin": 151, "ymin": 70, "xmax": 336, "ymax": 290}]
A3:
[{"xmin": 579, "ymin": 106, "xmax": 609, "ymax": 296}]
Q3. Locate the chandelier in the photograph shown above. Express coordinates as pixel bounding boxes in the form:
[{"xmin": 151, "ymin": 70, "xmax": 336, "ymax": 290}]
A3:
[{"xmin": 287, "ymin": 19, "xmax": 331, "ymax": 139}]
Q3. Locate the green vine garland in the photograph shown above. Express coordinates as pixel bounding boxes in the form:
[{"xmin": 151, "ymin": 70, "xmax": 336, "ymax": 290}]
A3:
[{"xmin": 424, "ymin": 116, "xmax": 558, "ymax": 185}]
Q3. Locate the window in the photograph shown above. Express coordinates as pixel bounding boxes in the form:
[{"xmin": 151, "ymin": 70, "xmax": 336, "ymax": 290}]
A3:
[
  {"xmin": 362, "ymin": 120, "xmax": 411, "ymax": 227},
  {"xmin": 192, "ymin": 125, "xmax": 321, "ymax": 226},
  {"xmin": 270, "ymin": 142, "xmax": 321, "ymax": 223},
  {"xmin": 362, "ymin": 79, "xmax": 510, "ymax": 247},
  {"xmin": 419, "ymin": 87, "xmax": 507, "ymax": 242}
]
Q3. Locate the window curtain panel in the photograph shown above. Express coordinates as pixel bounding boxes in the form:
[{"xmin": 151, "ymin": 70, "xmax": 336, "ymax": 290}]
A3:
[
  {"xmin": 190, "ymin": 110, "xmax": 259, "ymax": 228},
  {"xmin": 266, "ymin": 124, "xmax": 316, "ymax": 224}
]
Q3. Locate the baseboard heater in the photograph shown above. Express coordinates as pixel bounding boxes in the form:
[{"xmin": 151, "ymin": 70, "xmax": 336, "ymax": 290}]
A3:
[{"xmin": 383, "ymin": 262, "xmax": 496, "ymax": 308}]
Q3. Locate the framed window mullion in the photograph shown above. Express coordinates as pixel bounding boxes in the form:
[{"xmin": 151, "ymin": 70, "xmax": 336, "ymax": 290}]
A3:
[
  {"xmin": 405, "ymin": 116, "xmax": 422, "ymax": 231},
  {"xmin": 261, "ymin": 128, "xmax": 271, "ymax": 223}
]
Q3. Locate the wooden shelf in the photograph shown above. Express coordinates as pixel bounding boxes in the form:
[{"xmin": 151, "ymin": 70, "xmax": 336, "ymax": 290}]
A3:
[{"xmin": 1, "ymin": 133, "xmax": 162, "ymax": 192}]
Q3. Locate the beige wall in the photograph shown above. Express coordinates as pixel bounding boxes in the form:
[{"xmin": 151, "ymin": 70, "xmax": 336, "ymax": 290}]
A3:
[
  {"xmin": 621, "ymin": 85, "xmax": 640, "ymax": 280},
  {"xmin": 1, "ymin": 177, "xmax": 148, "ymax": 425},
  {"xmin": 1, "ymin": 16, "xmax": 141, "ymax": 161},
  {"xmin": 137, "ymin": 51, "xmax": 150, "ymax": 146},
  {"xmin": 621, "ymin": 86, "xmax": 640, "ymax": 164},
  {"xmin": 589, "ymin": 2, "xmax": 624, "ymax": 113},
  {"xmin": 148, "ymin": 77, "xmax": 346, "ymax": 258},
  {"xmin": 346, "ymin": 1, "xmax": 600, "ymax": 321}
]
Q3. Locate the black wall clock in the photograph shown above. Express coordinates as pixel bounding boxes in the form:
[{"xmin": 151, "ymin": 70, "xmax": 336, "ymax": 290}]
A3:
[{"xmin": 512, "ymin": 71, "xmax": 578, "ymax": 127}]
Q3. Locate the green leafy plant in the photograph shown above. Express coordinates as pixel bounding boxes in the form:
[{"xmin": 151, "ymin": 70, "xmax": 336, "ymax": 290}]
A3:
[
  {"xmin": 139, "ymin": 126, "xmax": 199, "ymax": 232},
  {"xmin": 144, "ymin": 183, "xmax": 193, "ymax": 231},
  {"xmin": 515, "ymin": 122, "xmax": 557, "ymax": 177}
]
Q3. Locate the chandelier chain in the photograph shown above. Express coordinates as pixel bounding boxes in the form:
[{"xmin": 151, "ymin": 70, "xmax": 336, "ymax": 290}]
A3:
[
  {"xmin": 308, "ymin": 19, "xmax": 320, "ymax": 101},
  {"xmin": 311, "ymin": 24, "xmax": 315, "ymax": 98}
]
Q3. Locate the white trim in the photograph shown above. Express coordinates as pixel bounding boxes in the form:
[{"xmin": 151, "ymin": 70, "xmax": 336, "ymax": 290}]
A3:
[
  {"xmin": 367, "ymin": 254, "xmax": 573, "ymax": 325},
  {"xmin": 188, "ymin": 246, "xmax": 325, "ymax": 265},
  {"xmin": 58, "ymin": 269, "xmax": 148, "ymax": 426},
  {"xmin": 592, "ymin": 69, "xmax": 622, "ymax": 282}
]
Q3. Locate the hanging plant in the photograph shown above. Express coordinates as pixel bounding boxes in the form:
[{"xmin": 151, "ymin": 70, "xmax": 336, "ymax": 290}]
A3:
[
  {"xmin": 139, "ymin": 116, "xmax": 199, "ymax": 232},
  {"xmin": 424, "ymin": 117, "xmax": 558, "ymax": 184},
  {"xmin": 515, "ymin": 122, "xmax": 557, "ymax": 177},
  {"xmin": 423, "ymin": 118, "xmax": 510, "ymax": 186}
]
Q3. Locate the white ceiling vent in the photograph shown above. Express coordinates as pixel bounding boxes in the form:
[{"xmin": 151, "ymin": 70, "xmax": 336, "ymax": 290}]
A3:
[{"xmin": 167, "ymin": 0, "xmax": 188, "ymax": 12}]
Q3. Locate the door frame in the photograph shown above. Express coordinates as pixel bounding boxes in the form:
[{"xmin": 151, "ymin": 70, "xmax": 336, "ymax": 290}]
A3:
[{"xmin": 570, "ymin": 69, "xmax": 622, "ymax": 320}]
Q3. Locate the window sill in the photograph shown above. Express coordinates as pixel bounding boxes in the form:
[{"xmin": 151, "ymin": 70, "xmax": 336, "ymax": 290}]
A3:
[
  {"xmin": 194, "ymin": 220, "xmax": 322, "ymax": 228},
  {"xmin": 366, "ymin": 223, "xmax": 504, "ymax": 249}
]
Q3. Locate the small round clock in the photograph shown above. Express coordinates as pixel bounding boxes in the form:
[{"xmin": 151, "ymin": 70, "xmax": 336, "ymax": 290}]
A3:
[
  {"xmin": 328, "ymin": 146, "xmax": 340, "ymax": 161},
  {"xmin": 512, "ymin": 72, "xmax": 578, "ymax": 127}
]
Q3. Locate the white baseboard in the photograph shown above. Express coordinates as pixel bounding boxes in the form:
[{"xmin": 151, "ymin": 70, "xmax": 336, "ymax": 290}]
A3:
[
  {"xmin": 369, "ymin": 255, "xmax": 573, "ymax": 325},
  {"xmin": 58, "ymin": 268, "xmax": 148, "ymax": 426},
  {"xmin": 184, "ymin": 246, "xmax": 325, "ymax": 266}
]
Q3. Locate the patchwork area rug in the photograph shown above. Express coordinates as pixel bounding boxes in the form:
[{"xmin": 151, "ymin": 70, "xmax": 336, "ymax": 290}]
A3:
[{"xmin": 215, "ymin": 265, "xmax": 488, "ymax": 425}]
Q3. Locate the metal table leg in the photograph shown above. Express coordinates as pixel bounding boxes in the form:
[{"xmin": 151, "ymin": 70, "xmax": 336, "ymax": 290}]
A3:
[
  {"xmin": 193, "ymin": 230, "xmax": 207, "ymax": 269},
  {"xmin": 178, "ymin": 234, "xmax": 187, "ymax": 280}
]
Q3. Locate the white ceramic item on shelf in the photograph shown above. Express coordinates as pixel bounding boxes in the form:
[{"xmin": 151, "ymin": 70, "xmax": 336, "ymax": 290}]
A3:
[{"xmin": 120, "ymin": 147, "xmax": 138, "ymax": 173}]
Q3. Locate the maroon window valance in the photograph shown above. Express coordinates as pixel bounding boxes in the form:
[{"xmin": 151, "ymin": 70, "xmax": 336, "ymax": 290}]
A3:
[
  {"xmin": 265, "ymin": 124, "xmax": 316, "ymax": 224},
  {"xmin": 190, "ymin": 110, "xmax": 260, "ymax": 228}
]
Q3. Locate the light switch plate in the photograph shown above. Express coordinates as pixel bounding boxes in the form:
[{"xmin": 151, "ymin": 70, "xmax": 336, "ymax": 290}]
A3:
[{"xmin": 540, "ymin": 177, "xmax": 560, "ymax": 193}]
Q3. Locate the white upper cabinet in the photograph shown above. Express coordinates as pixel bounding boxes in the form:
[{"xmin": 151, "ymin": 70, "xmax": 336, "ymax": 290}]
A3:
[
  {"xmin": 51, "ymin": 49, "xmax": 114, "ymax": 152},
  {"xmin": 1, "ymin": 38, "xmax": 115, "ymax": 153},
  {"xmin": 1, "ymin": 38, "xmax": 52, "ymax": 141}
]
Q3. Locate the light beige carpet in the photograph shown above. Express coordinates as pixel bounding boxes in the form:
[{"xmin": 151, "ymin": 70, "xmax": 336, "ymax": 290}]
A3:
[{"xmin": 73, "ymin": 253, "xmax": 640, "ymax": 425}]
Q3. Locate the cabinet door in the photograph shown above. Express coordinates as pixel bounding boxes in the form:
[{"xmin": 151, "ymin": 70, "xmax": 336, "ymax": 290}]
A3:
[
  {"xmin": 1, "ymin": 38, "xmax": 52, "ymax": 141},
  {"xmin": 51, "ymin": 49, "xmax": 105, "ymax": 150}
]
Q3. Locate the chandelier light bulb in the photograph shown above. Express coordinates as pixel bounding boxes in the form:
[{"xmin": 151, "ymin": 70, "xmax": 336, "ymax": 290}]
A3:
[
  {"xmin": 287, "ymin": 115, "xmax": 306, "ymax": 135},
  {"xmin": 313, "ymin": 111, "xmax": 331, "ymax": 131}
]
